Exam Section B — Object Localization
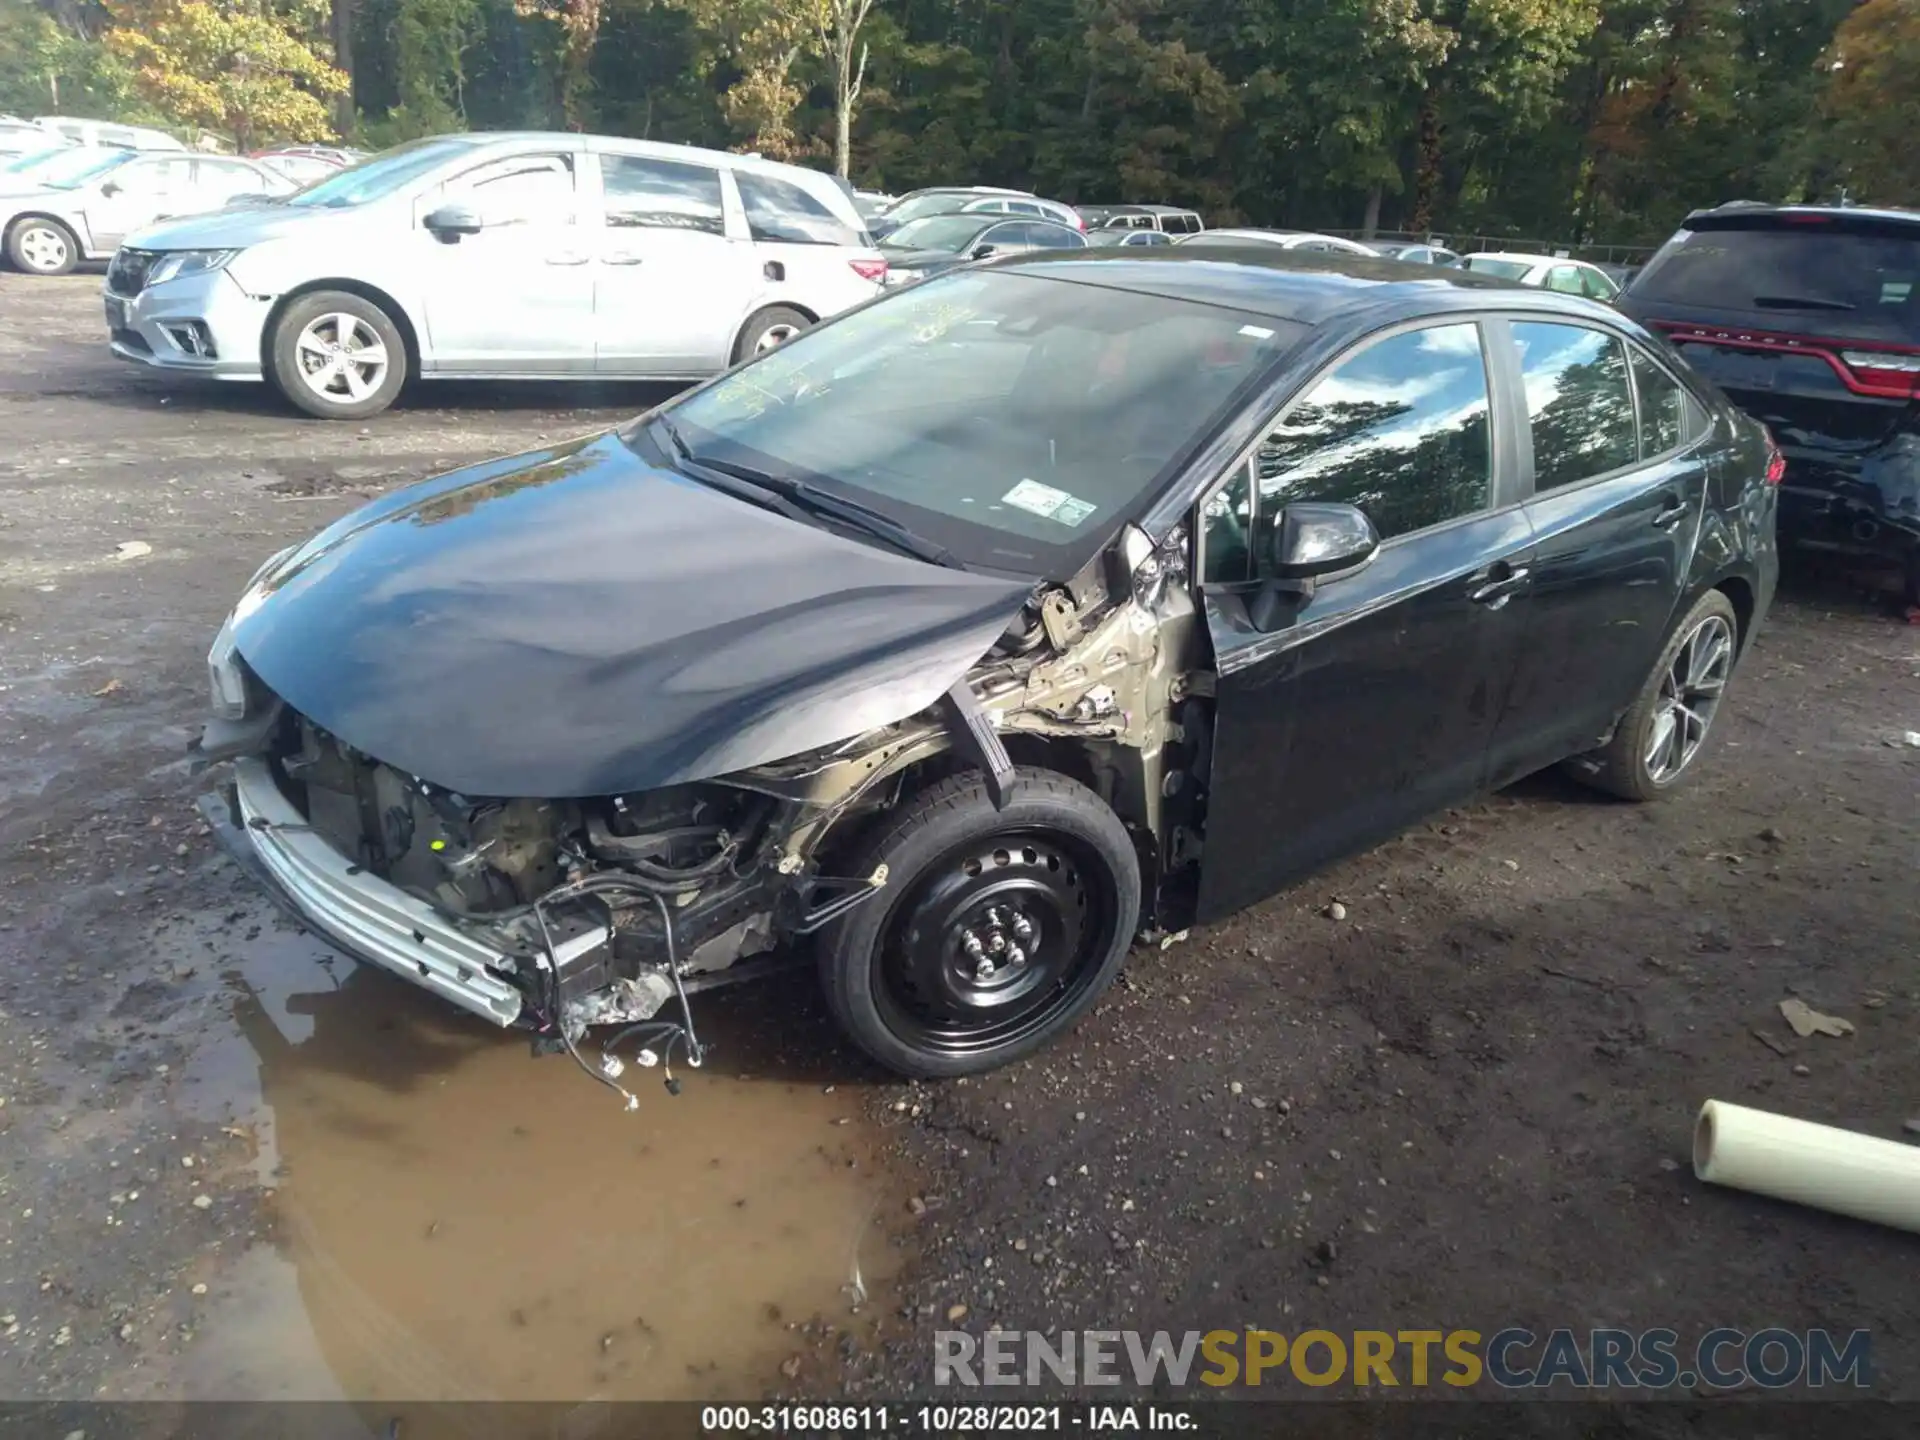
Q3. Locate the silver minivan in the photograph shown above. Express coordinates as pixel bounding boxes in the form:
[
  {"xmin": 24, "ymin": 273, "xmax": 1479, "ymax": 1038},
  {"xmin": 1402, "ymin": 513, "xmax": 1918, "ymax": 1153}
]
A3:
[{"xmin": 106, "ymin": 132, "xmax": 888, "ymax": 419}]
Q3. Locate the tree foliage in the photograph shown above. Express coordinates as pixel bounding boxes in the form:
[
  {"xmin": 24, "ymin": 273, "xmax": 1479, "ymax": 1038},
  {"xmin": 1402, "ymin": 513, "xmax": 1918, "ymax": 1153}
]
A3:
[
  {"xmin": 13, "ymin": 0, "xmax": 1903, "ymax": 244},
  {"xmin": 100, "ymin": 0, "xmax": 347, "ymax": 147}
]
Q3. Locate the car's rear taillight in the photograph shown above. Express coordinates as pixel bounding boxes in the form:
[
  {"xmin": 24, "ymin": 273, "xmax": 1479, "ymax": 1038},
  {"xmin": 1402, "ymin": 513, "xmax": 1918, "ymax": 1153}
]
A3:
[
  {"xmin": 1838, "ymin": 348, "xmax": 1920, "ymax": 397},
  {"xmin": 849, "ymin": 257, "xmax": 888, "ymax": 284},
  {"xmin": 1761, "ymin": 427, "xmax": 1786, "ymax": 485}
]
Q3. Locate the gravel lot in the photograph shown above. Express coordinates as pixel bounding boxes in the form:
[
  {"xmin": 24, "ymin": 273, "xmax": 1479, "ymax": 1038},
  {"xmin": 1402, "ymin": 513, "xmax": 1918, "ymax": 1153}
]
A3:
[{"xmin": 1, "ymin": 271, "xmax": 1916, "ymax": 1409}]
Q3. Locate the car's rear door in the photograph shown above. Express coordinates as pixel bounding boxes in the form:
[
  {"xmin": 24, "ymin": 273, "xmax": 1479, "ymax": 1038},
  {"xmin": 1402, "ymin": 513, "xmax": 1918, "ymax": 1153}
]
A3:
[
  {"xmin": 592, "ymin": 150, "xmax": 752, "ymax": 375},
  {"xmin": 1193, "ymin": 317, "xmax": 1534, "ymax": 922},
  {"xmin": 1481, "ymin": 318, "xmax": 1709, "ymax": 785}
]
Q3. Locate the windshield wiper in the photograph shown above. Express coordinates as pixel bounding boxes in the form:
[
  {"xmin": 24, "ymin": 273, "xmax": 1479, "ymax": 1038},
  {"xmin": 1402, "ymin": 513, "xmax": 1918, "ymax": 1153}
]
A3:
[
  {"xmin": 652, "ymin": 417, "xmax": 964, "ymax": 569},
  {"xmin": 1752, "ymin": 293, "xmax": 1857, "ymax": 312}
]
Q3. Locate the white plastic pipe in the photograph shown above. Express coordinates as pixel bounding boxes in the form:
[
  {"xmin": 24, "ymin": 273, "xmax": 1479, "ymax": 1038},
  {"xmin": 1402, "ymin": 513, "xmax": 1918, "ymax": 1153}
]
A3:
[{"xmin": 1693, "ymin": 1099, "xmax": 1920, "ymax": 1235}]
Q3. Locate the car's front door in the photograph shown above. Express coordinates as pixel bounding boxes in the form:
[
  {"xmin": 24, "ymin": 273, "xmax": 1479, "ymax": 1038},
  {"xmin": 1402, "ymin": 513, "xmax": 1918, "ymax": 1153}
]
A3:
[
  {"xmin": 593, "ymin": 151, "xmax": 754, "ymax": 375},
  {"xmin": 1193, "ymin": 319, "xmax": 1535, "ymax": 922},
  {"xmin": 85, "ymin": 156, "xmax": 194, "ymax": 250},
  {"xmin": 1483, "ymin": 322, "xmax": 1709, "ymax": 784},
  {"xmin": 414, "ymin": 148, "xmax": 596, "ymax": 374}
]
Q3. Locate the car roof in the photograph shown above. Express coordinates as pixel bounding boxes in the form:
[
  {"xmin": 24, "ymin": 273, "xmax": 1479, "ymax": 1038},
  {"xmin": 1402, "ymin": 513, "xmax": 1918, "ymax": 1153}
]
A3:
[
  {"xmin": 990, "ymin": 248, "xmax": 1631, "ymax": 329},
  {"xmin": 1465, "ymin": 251, "xmax": 1595, "ymax": 268},
  {"xmin": 1681, "ymin": 201, "xmax": 1920, "ymax": 229}
]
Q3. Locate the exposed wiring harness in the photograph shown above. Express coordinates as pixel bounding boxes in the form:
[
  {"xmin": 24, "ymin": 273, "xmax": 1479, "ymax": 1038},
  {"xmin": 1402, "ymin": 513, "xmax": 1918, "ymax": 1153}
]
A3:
[{"xmin": 530, "ymin": 878, "xmax": 709, "ymax": 1111}]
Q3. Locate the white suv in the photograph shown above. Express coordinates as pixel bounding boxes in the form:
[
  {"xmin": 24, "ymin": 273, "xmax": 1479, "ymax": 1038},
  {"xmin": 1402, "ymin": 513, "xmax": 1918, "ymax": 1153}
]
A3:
[{"xmin": 105, "ymin": 133, "xmax": 888, "ymax": 419}]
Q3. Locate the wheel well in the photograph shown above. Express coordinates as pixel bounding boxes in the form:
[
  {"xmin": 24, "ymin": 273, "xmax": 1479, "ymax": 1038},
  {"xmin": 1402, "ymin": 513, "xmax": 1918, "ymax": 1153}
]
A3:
[
  {"xmin": 735, "ymin": 302, "xmax": 820, "ymax": 351},
  {"xmin": 7, "ymin": 212, "xmax": 79, "ymax": 244},
  {"xmin": 1714, "ymin": 576, "xmax": 1755, "ymax": 650},
  {"xmin": 265, "ymin": 280, "xmax": 421, "ymax": 379}
]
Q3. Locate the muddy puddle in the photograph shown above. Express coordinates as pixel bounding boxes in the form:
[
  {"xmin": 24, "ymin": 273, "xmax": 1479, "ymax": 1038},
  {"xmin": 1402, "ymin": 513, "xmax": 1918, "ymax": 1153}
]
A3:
[{"xmin": 173, "ymin": 920, "xmax": 908, "ymax": 1404}]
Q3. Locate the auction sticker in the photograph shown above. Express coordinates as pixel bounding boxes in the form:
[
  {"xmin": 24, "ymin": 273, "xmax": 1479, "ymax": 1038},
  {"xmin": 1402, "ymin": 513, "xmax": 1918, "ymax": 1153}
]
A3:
[{"xmin": 1002, "ymin": 479, "xmax": 1097, "ymax": 527}]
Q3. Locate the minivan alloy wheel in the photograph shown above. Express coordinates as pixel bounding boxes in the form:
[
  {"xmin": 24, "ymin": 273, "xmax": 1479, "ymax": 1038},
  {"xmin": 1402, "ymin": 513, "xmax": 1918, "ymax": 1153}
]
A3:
[
  {"xmin": 294, "ymin": 312, "xmax": 390, "ymax": 405},
  {"xmin": 754, "ymin": 322, "xmax": 801, "ymax": 354},
  {"xmin": 15, "ymin": 223, "xmax": 72, "ymax": 274},
  {"xmin": 1645, "ymin": 612, "xmax": 1732, "ymax": 784}
]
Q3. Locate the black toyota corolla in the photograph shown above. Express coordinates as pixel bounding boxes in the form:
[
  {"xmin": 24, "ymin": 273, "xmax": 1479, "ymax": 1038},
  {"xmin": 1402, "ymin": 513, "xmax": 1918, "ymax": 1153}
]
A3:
[{"xmin": 199, "ymin": 250, "xmax": 1778, "ymax": 1097}]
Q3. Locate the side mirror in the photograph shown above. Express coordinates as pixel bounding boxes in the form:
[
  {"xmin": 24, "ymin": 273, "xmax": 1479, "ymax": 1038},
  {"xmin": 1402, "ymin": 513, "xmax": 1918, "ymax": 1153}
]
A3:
[
  {"xmin": 1266, "ymin": 501, "xmax": 1379, "ymax": 580},
  {"xmin": 100, "ymin": 181, "xmax": 122, "ymax": 197},
  {"xmin": 1246, "ymin": 502, "xmax": 1379, "ymax": 631},
  {"xmin": 424, "ymin": 203, "xmax": 484, "ymax": 241},
  {"xmin": 970, "ymin": 243, "xmax": 997, "ymax": 260}
]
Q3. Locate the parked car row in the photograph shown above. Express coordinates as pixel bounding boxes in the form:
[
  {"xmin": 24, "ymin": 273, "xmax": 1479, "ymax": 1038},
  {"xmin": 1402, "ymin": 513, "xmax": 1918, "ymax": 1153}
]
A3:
[{"xmin": 2, "ymin": 148, "xmax": 297, "ymax": 276}]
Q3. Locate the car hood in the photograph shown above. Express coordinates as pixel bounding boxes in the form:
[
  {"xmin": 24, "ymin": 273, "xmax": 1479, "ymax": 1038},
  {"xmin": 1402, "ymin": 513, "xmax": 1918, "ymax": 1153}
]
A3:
[
  {"xmin": 128, "ymin": 201, "xmax": 352, "ymax": 250},
  {"xmin": 230, "ymin": 430, "xmax": 1035, "ymax": 799}
]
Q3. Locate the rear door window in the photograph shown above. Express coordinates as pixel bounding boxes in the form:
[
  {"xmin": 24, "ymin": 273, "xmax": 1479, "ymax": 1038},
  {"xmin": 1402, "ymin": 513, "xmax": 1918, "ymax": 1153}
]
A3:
[
  {"xmin": 1630, "ymin": 348, "xmax": 1688, "ymax": 457},
  {"xmin": 1028, "ymin": 224, "xmax": 1081, "ymax": 249},
  {"xmin": 600, "ymin": 154, "xmax": 722, "ymax": 235},
  {"xmin": 1544, "ymin": 266, "xmax": 1585, "ymax": 295},
  {"xmin": 1513, "ymin": 321, "xmax": 1638, "ymax": 490},
  {"xmin": 735, "ymin": 170, "xmax": 861, "ymax": 246}
]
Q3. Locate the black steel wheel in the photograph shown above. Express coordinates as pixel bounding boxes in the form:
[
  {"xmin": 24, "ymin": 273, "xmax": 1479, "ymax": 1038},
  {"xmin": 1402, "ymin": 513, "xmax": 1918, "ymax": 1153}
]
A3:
[{"xmin": 819, "ymin": 768, "xmax": 1140, "ymax": 1077}]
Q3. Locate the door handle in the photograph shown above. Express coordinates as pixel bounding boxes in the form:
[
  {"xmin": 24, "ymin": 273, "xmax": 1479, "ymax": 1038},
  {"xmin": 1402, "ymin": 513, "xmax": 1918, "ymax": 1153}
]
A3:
[
  {"xmin": 545, "ymin": 251, "xmax": 590, "ymax": 266},
  {"xmin": 602, "ymin": 252, "xmax": 643, "ymax": 266},
  {"xmin": 1652, "ymin": 495, "xmax": 1691, "ymax": 529},
  {"xmin": 1467, "ymin": 562, "xmax": 1530, "ymax": 608}
]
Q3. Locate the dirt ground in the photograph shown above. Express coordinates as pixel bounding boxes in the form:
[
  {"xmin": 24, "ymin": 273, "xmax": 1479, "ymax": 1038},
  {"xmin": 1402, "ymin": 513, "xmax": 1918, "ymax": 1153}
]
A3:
[{"xmin": 1, "ymin": 272, "xmax": 1916, "ymax": 1412}]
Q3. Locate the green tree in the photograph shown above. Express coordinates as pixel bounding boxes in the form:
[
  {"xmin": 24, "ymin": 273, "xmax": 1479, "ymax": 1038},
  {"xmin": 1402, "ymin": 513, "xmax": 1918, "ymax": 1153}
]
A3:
[
  {"xmin": 1821, "ymin": 0, "xmax": 1920, "ymax": 203},
  {"xmin": 103, "ymin": 0, "xmax": 347, "ymax": 147}
]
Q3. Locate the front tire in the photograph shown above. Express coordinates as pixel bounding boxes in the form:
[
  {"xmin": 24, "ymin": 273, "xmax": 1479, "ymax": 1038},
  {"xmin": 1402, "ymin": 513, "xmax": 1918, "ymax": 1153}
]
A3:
[
  {"xmin": 6, "ymin": 217, "xmax": 80, "ymax": 276},
  {"xmin": 732, "ymin": 305, "xmax": 812, "ymax": 364},
  {"xmin": 269, "ymin": 291, "xmax": 407, "ymax": 420},
  {"xmin": 819, "ymin": 768, "xmax": 1141, "ymax": 1078},
  {"xmin": 1567, "ymin": 589, "xmax": 1740, "ymax": 801}
]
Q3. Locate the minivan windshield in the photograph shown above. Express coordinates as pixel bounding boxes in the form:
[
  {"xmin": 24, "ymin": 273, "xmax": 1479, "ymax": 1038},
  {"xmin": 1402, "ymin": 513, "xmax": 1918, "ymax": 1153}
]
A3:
[
  {"xmin": 286, "ymin": 136, "xmax": 483, "ymax": 208},
  {"xmin": 643, "ymin": 268, "xmax": 1303, "ymax": 576},
  {"xmin": 12, "ymin": 148, "xmax": 133, "ymax": 189}
]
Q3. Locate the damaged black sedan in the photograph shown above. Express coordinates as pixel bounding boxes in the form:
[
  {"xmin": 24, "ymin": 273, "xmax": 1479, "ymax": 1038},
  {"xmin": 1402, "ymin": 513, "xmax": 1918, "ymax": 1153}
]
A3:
[{"xmin": 199, "ymin": 250, "xmax": 1779, "ymax": 1093}]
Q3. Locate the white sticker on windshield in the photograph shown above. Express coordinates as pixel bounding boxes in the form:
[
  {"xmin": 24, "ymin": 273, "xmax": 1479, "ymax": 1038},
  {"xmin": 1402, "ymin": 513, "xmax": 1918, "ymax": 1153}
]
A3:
[
  {"xmin": 1238, "ymin": 324, "xmax": 1275, "ymax": 339},
  {"xmin": 1003, "ymin": 479, "xmax": 1097, "ymax": 527}
]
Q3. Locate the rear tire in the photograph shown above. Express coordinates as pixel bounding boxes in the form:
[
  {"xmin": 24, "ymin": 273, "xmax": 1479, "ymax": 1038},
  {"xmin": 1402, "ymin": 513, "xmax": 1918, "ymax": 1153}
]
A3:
[
  {"xmin": 6, "ymin": 217, "xmax": 79, "ymax": 276},
  {"xmin": 731, "ymin": 305, "xmax": 812, "ymax": 364},
  {"xmin": 1566, "ymin": 589, "xmax": 1740, "ymax": 802},
  {"xmin": 269, "ymin": 290, "xmax": 407, "ymax": 420},
  {"xmin": 818, "ymin": 768, "xmax": 1140, "ymax": 1078}
]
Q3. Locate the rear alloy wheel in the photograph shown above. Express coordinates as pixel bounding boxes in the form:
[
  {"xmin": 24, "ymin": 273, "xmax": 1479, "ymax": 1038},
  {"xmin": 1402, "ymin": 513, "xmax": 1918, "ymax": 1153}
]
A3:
[
  {"xmin": 819, "ymin": 769, "xmax": 1140, "ymax": 1077},
  {"xmin": 6, "ymin": 218, "xmax": 79, "ymax": 276},
  {"xmin": 269, "ymin": 291, "xmax": 407, "ymax": 420},
  {"xmin": 732, "ymin": 305, "xmax": 812, "ymax": 364},
  {"xmin": 1567, "ymin": 589, "xmax": 1739, "ymax": 801}
]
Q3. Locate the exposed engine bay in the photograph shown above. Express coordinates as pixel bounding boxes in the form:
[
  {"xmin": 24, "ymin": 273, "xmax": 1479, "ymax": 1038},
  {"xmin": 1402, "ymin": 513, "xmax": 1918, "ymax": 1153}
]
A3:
[{"xmin": 218, "ymin": 523, "xmax": 1209, "ymax": 1109}]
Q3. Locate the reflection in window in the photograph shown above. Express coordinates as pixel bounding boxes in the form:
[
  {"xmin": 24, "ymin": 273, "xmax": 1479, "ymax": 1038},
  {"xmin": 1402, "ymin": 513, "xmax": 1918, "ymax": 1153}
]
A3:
[
  {"xmin": 1252, "ymin": 323, "xmax": 1492, "ymax": 542},
  {"xmin": 1514, "ymin": 322, "xmax": 1637, "ymax": 491},
  {"xmin": 601, "ymin": 154, "xmax": 724, "ymax": 235},
  {"xmin": 736, "ymin": 171, "xmax": 861, "ymax": 246},
  {"xmin": 1631, "ymin": 347, "xmax": 1686, "ymax": 456},
  {"xmin": 450, "ymin": 153, "xmax": 575, "ymax": 225}
]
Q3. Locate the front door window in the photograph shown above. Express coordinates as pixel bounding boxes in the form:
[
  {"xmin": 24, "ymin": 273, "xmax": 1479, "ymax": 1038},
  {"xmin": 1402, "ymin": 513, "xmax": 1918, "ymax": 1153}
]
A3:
[{"xmin": 1202, "ymin": 322, "xmax": 1494, "ymax": 582}]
